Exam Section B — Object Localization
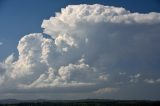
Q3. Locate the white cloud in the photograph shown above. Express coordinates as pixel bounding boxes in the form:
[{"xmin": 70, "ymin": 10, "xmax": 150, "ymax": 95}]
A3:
[
  {"xmin": 0, "ymin": 4, "xmax": 160, "ymax": 95},
  {"xmin": 0, "ymin": 42, "xmax": 3, "ymax": 46},
  {"xmin": 119, "ymin": 72, "xmax": 126, "ymax": 75},
  {"xmin": 156, "ymin": 78, "xmax": 160, "ymax": 83},
  {"xmin": 144, "ymin": 79, "xmax": 155, "ymax": 84},
  {"xmin": 19, "ymin": 59, "xmax": 99, "ymax": 89},
  {"xmin": 129, "ymin": 74, "xmax": 141, "ymax": 83},
  {"xmin": 98, "ymin": 74, "xmax": 108, "ymax": 81},
  {"xmin": 93, "ymin": 87, "xmax": 118, "ymax": 94},
  {"xmin": 5, "ymin": 54, "xmax": 15, "ymax": 64},
  {"xmin": 144, "ymin": 78, "xmax": 160, "ymax": 84}
]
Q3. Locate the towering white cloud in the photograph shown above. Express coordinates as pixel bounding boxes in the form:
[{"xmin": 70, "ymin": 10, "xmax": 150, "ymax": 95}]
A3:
[{"xmin": 0, "ymin": 4, "xmax": 160, "ymax": 97}]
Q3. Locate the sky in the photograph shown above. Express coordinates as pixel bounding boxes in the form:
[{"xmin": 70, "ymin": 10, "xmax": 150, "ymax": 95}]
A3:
[{"xmin": 0, "ymin": 0, "xmax": 160, "ymax": 100}]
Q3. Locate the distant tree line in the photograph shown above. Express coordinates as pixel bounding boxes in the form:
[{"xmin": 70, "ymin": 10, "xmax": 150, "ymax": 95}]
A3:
[{"xmin": 0, "ymin": 101, "xmax": 160, "ymax": 106}]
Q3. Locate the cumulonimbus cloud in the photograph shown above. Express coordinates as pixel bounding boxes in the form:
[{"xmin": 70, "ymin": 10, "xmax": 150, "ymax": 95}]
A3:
[{"xmin": 0, "ymin": 4, "xmax": 160, "ymax": 94}]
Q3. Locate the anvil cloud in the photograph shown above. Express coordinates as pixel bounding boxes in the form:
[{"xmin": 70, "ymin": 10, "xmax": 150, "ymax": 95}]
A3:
[{"xmin": 0, "ymin": 4, "xmax": 160, "ymax": 99}]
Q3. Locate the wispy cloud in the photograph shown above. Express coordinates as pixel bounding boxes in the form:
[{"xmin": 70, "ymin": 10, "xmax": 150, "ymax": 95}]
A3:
[
  {"xmin": 0, "ymin": 42, "xmax": 3, "ymax": 46},
  {"xmin": 144, "ymin": 78, "xmax": 160, "ymax": 84},
  {"xmin": 93, "ymin": 87, "xmax": 118, "ymax": 94},
  {"xmin": 129, "ymin": 74, "xmax": 141, "ymax": 83}
]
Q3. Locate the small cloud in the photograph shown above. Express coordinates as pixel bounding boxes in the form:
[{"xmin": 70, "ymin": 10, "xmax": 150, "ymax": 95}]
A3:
[
  {"xmin": 144, "ymin": 78, "xmax": 160, "ymax": 84},
  {"xmin": 129, "ymin": 73, "xmax": 141, "ymax": 83},
  {"xmin": 98, "ymin": 74, "xmax": 108, "ymax": 81},
  {"xmin": 119, "ymin": 72, "xmax": 126, "ymax": 75},
  {"xmin": 156, "ymin": 78, "xmax": 160, "ymax": 83},
  {"xmin": 144, "ymin": 79, "xmax": 155, "ymax": 84},
  {"xmin": 134, "ymin": 74, "xmax": 141, "ymax": 78},
  {"xmin": 0, "ymin": 42, "xmax": 3, "ymax": 46},
  {"xmin": 93, "ymin": 87, "xmax": 118, "ymax": 94}
]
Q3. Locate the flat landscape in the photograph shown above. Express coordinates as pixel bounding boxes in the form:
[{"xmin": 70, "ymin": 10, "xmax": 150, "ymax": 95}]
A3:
[{"xmin": 0, "ymin": 99, "xmax": 160, "ymax": 106}]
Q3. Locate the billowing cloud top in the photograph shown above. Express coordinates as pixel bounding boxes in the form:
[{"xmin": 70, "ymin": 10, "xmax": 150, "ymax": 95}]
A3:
[{"xmin": 0, "ymin": 4, "xmax": 160, "ymax": 99}]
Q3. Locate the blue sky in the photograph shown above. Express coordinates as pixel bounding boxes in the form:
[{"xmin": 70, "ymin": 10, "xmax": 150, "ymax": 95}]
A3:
[
  {"xmin": 0, "ymin": 0, "xmax": 160, "ymax": 60},
  {"xmin": 0, "ymin": 0, "xmax": 160, "ymax": 100}
]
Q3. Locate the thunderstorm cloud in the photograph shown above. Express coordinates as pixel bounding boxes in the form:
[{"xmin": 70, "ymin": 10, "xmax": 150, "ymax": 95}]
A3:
[{"xmin": 0, "ymin": 4, "xmax": 160, "ymax": 99}]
